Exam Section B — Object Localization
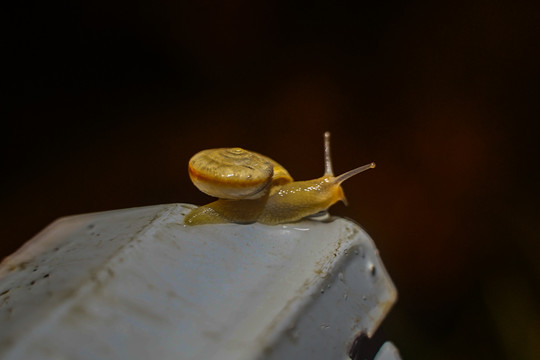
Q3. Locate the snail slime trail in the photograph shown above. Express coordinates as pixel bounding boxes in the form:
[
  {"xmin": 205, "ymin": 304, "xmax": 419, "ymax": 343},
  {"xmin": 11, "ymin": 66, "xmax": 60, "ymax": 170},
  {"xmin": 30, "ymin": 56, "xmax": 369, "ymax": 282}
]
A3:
[{"xmin": 184, "ymin": 132, "xmax": 375, "ymax": 225}]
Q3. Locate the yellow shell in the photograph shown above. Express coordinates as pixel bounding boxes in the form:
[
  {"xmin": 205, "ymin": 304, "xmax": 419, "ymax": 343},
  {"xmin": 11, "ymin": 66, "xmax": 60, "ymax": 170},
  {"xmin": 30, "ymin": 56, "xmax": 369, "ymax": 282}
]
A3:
[{"xmin": 188, "ymin": 148, "xmax": 292, "ymax": 200}]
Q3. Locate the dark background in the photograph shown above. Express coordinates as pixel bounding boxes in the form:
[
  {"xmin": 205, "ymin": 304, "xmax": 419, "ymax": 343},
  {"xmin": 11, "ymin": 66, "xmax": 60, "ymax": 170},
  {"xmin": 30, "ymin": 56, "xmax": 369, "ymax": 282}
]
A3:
[{"xmin": 3, "ymin": 1, "xmax": 539, "ymax": 359}]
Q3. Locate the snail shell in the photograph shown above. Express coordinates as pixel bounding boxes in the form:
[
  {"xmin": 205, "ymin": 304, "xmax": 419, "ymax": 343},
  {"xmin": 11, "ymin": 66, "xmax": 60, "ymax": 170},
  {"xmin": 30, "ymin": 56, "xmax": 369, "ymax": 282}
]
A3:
[{"xmin": 188, "ymin": 148, "xmax": 292, "ymax": 200}]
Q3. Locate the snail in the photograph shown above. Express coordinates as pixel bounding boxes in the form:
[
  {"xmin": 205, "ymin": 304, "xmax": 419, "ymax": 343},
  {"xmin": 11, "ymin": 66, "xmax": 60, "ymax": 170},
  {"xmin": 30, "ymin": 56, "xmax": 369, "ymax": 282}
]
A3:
[{"xmin": 184, "ymin": 132, "xmax": 375, "ymax": 225}]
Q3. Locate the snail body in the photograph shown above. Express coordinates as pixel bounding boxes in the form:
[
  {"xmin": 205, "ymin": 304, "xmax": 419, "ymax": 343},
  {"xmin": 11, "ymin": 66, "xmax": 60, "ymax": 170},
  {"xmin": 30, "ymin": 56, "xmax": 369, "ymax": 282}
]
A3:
[{"xmin": 184, "ymin": 132, "xmax": 375, "ymax": 225}]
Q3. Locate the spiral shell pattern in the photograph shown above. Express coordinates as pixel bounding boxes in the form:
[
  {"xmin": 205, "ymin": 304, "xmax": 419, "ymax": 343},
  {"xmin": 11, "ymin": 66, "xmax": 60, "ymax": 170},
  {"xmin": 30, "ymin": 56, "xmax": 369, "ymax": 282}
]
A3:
[{"xmin": 189, "ymin": 148, "xmax": 275, "ymax": 199}]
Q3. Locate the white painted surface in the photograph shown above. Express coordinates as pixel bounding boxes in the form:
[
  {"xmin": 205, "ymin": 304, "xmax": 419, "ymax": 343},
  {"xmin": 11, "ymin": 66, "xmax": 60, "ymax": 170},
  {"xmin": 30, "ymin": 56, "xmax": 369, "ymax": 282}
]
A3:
[
  {"xmin": 374, "ymin": 342, "xmax": 402, "ymax": 360},
  {"xmin": 0, "ymin": 203, "xmax": 397, "ymax": 360}
]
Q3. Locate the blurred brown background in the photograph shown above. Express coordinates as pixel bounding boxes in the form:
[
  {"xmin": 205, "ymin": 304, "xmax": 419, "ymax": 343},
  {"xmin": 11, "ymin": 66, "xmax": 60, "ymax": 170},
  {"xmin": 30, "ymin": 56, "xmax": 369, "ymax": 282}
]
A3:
[{"xmin": 3, "ymin": 0, "xmax": 539, "ymax": 359}]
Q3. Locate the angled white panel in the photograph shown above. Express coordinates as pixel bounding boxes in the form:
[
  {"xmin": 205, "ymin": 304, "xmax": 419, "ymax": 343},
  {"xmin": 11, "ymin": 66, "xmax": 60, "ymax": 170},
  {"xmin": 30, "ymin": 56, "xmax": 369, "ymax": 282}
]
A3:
[{"xmin": 0, "ymin": 204, "xmax": 397, "ymax": 360}]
